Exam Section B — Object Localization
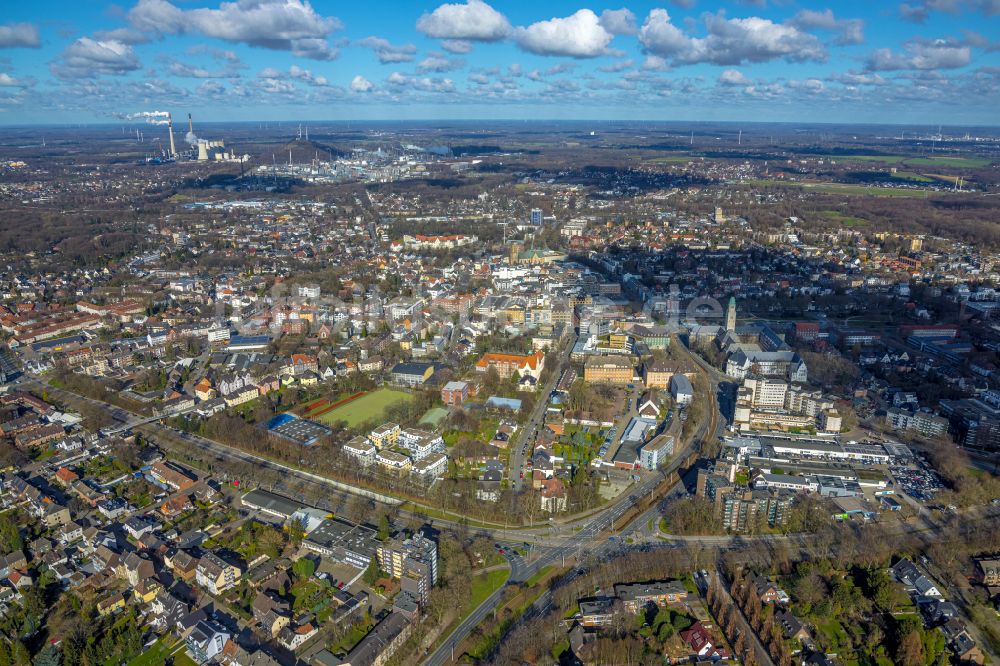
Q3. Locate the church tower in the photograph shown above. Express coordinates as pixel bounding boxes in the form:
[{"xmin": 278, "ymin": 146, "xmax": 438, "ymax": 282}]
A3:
[{"xmin": 726, "ymin": 296, "xmax": 737, "ymax": 332}]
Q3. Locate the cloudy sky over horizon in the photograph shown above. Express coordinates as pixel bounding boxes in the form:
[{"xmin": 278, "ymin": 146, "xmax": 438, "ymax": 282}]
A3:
[{"xmin": 0, "ymin": 0, "xmax": 998, "ymax": 125}]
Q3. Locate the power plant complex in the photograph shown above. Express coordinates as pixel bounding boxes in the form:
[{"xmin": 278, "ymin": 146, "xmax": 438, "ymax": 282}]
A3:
[
  {"xmin": 132, "ymin": 110, "xmax": 244, "ymax": 163},
  {"xmin": 187, "ymin": 113, "xmax": 238, "ymax": 162}
]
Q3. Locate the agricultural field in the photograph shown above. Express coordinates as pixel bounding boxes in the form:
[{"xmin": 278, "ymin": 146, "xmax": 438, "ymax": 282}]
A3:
[
  {"xmin": 309, "ymin": 388, "xmax": 415, "ymax": 427},
  {"xmin": 821, "ymin": 154, "xmax": 992, "ymax": 168},
  {"xmin": 904, "ymin": 155, "xmax": 992, "ymax": 168},
  {"xmin": 645, "ymin": 155, "xmax": 698, "ymax": 164},
  {"xmin": 831, "ymin": 154, "xmax": 910, "ymax": 164},
  {"xmin": 890, "ymin": 170, "xmax": 932, "ymax": 183}
]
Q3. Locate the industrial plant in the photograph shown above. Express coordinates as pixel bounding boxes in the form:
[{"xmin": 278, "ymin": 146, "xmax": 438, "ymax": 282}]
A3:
[{"xmin": 130, "ymin": 110, "xmax": 246, "ymax": 164}]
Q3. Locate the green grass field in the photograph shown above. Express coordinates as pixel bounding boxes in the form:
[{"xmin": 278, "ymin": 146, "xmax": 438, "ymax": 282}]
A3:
[
  {"xmin": 818, "ymin": 154, "xmax": 991, "ymax": 168},
  {"xmin": 891, "ymin": 170, "xmax": 933, "ymax": 182},
  {"xmin": 834, "ymin": 154, "xmax": 909, "ymax": 164},
  {"xmin": 905, "ymin": 155, "xmax": 991, "ymax": 168},
  {"xmin": 127, "ymin": 636, "xmax": 190, "ymax": 666},
  {"xmin": 470, "ymin": 569, "xmax": 510, "ymax": 608},
  {"xmin": 312, "ymin": 388, "xmax": 414, "ymax": 427},
  {"xmin": 523, "ymin": 566, "xmax": 553, "ymax": 588},
  {"xmin": 821, "ymin": 210, "xmax": 868, "ymax": 227},
  {"xmin": 645, "ymin": 155, "xmax": 697, "ymax": 164},
  {"xmin": 815, "ymin": 618, "xmax": 850, "ymax": 654}
]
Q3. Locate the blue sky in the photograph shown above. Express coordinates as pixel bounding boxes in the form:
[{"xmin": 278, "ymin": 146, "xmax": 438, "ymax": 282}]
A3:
[{"xmin": 0, "ymin": 0, "xmax": 998, "ymax": 124}]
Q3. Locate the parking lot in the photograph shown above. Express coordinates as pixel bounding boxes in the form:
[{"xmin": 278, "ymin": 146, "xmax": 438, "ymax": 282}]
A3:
[{"xmin": 890, "ymin": 461, "xmax": 945, "ymax": 502}]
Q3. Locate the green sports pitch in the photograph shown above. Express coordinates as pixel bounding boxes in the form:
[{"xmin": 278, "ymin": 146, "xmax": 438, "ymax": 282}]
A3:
[{"xmin": 311, "ymin": 388, "xmax": 415, "ymax": 427}]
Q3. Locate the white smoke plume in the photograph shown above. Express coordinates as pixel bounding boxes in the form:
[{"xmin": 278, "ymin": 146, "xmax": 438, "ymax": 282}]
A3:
[
  {"xmin": 185, "ymin": 131, "xmax": 199, "ymax": 146},
  {"xmin": 127, "ymin": 110, "xmax": 171, "ymax": 126}
]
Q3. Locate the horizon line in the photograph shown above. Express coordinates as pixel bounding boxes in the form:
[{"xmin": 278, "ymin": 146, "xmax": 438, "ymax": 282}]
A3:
[{"xmin": 2, "ymin": 118, "xmax": 1000, "ymax": 130}]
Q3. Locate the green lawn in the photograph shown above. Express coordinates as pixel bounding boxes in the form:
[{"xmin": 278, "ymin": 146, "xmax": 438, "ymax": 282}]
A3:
[
  {"xmin": 427, "ymin": 568, "xmax": 512, "ymax": 657},
  {"xmin": 443, "ymin": 417, "xmax": 500, "ymax": 447},
  {"xmin": 815, "ymin": 618, "xmax": 850, "ymax": 653},
  {"xmin": 291, "ymin": 580, "xmax": 322, "ymax": 612},
  {"xmin": 312, "ymin": 388, "xmax": 415, "ymax": 427},
  {"xmin": 523, "ymin": 566, "xmax": 553, "ymax": 588},
  {"xmin": 127, "ymin": 636, "xmax": 187, "ymax": 666},
  {"xmin": 327, "ymin": 619, "xmax": 376, "ymax": 655},
  {"xmin": 471, "ymin": 569, "xmax": 510, "ymax": 608}
]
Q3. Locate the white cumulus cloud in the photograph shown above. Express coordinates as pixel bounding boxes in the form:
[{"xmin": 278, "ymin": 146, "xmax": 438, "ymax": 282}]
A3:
[
  {"xmin": 866, "ymin": 39, "xmax": 972, "ymax": 70},
  {"xmin": 386, "ymin": 71, "xmax": 409, "ymax": 86},
  {"xmin": 718, "ymin": 69, "xmax": 749, "ymax": 85},
  {"xmin": 441, "ymin": 39, "xmax": 473, "ymax": 53},
  {"xmin": 417, "ymin": 52, "xmax": 464, "ymax": 72},
  {"xmin": 515, "ymin": 9, "xmax": 614, "ymax": 58},
  {"xmin": 350, "ymin": 74, "xmax": 374, "ymax": 92},
  {"xmin": 791, "ymin": 9, "xmax": 865, "ymax": 46},
  {"xmin": 416, "ymin": 0, "xmax": 511, "ymax": 41},
  {"xmin": 357, "ymin": 36, "xmax": 417, "ymax": 63},
  {"xmin": 127, "ymin": 0, "xmax": 342, "ymax": 60},
  {"xmin": 51, "ymin": 38, "xmax": 142, "ymax": 78},
  {"xmin": 639, "ymin": 9, "xmax": 826, "ymax": 65},
  {"xmin": 599, "ymin": 8, "xmax": 638, "ymax": 36}
]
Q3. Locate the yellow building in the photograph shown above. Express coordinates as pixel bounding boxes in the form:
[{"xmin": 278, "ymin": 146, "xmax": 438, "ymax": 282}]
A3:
[
  {"xmin": 369, "ymin": 423, "xmax": 401, "ymax": 448},
  {"xmin": 501, "ymin": 305, "xmax": 526, "ymax": 324},
  {"xmin": 642, "ymin": 361, "xmax": 674, "ymax": 389},
  {"xmin": 134, "ymin": 578, "xmax": 162, "ymax": 604},
  {"xmin": 97, "ymin": 592, "xmax": 126, "ymax": 616},
  {"xmin": 583, "ymin": 356, "xmax": 634, "ymax": 385}
]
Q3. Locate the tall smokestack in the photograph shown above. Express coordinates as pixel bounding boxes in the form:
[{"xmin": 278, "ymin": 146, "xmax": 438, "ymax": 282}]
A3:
[
  {"xmin": 167, "ymin": 113, "xmax": 177, "ymax": 158},
  {"xmin": 188, "ymin": 113, "xmax": 193, "ymax": 134}
]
